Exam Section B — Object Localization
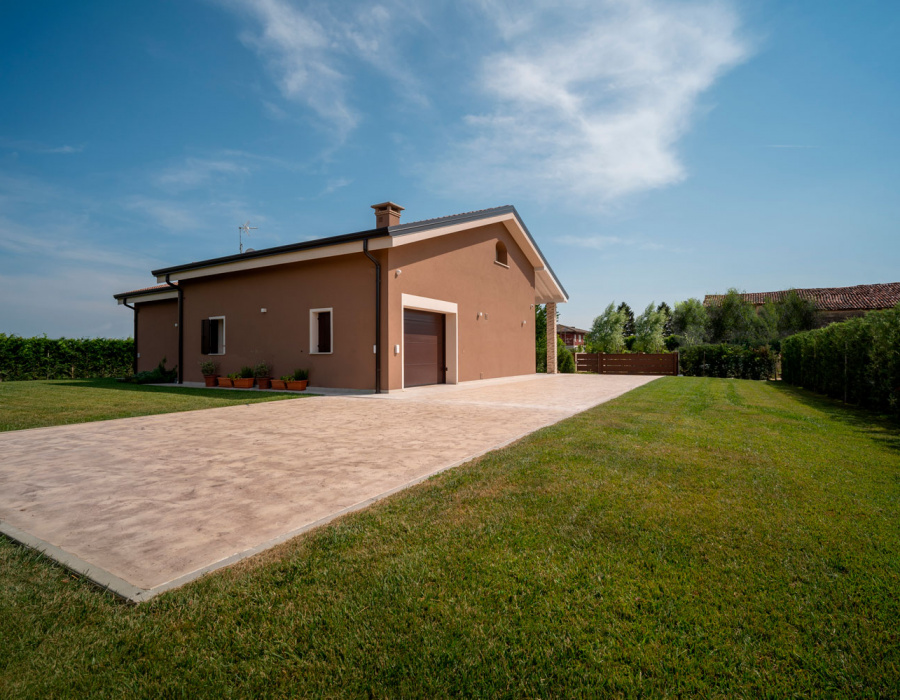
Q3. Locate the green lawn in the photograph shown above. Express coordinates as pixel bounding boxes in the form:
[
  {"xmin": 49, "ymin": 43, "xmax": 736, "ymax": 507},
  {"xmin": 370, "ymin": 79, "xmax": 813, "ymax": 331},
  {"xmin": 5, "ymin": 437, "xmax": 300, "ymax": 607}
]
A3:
[
  {"xmin": 0, "ymin": 378, "xmax": 312, "ymax": 432},
  {"xmin": 1, "ymin": 377, "xmax": 898, "ymax": 697}
]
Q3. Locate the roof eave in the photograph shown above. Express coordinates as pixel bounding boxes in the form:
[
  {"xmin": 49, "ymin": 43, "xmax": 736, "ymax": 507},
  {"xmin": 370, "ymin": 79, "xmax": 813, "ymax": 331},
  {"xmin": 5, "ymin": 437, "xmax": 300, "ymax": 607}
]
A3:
[{"xmin": 150, "ymin": 228, "xmax": 389, "ymax": 279}]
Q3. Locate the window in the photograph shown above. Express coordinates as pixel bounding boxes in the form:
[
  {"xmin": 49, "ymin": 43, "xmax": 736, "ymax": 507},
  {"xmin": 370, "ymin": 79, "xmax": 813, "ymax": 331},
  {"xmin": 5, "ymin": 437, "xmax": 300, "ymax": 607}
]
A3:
[
  {"xmin": 201, "ymin": 317, "xmax": 226, "ymax": 355},
  {"xmin": 495, "ymin": 241, "xmax": 508, "ymax": 267},
  {"xmin": 310, "ymin": 308, "xmax": 333, "ymax": 354}
]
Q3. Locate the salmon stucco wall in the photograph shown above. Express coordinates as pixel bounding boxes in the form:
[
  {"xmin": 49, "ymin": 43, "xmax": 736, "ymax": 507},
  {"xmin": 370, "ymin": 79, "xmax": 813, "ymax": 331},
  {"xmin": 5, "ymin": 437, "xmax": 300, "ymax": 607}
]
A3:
[
  {"xmin": 179, "ymin": 254, "xmax": 377, "ymax": 388},
  {"xmin": 135, "ymin": 299, "xmax": 179, "ymax": 373},
  {"xmin": 384, "ymin": 222, "xmax": 536, "ymax": 390}
]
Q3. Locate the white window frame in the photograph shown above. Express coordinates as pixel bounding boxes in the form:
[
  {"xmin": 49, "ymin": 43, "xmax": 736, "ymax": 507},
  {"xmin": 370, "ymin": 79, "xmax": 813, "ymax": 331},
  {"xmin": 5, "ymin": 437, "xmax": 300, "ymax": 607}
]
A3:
[
  {"xmin": 310, "ymin": 307, "xmax": 334, "ymax": 355},
  {"xmin": 209, "ymin": 316, "xmax": 226, "ymax": 355}
]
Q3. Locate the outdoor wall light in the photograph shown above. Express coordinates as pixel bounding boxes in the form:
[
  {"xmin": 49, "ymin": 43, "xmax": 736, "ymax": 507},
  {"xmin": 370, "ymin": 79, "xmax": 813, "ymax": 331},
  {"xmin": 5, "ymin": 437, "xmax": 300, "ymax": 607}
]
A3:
[
  {"xmin": 395, "ymin": 269, "xmax": 402, "ymax": 277},
  {"xmin": 261, "ymin": 308, "xmax": 267, "ymax": 313}
]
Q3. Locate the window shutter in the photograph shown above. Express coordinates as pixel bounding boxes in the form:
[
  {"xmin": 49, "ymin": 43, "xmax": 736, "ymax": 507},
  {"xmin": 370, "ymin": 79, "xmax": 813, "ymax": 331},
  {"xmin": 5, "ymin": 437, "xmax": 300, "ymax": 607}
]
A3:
[
  {"xmin": 201, "ymin": 319, "xmax": 211, "ymax": 355},
  {"xmin": 318, "ymin": 311, "xmax": 331, "ymax": 353}
]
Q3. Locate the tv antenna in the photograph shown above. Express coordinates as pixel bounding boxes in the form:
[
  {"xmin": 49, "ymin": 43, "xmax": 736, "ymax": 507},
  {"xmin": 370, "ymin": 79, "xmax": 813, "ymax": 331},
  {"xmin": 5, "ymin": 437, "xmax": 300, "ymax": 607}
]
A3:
[{"xmin": 238, "ymin": 221, "xmax": 257, "ymax": 253}]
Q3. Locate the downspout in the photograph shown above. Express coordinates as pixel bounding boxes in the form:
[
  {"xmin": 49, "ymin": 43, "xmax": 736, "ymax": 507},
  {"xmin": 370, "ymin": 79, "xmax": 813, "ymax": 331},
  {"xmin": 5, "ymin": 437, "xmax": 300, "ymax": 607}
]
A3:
[
  {"xmin": 122, "ymin": 300, "xmax": 138, "ymax": 374},
  {"xmin": 165, "ymin": 274, "xmax": 183, "ymax": 384},
  {"xmin": 363, "ymin": 239, "xmax": 382, "ymax": 394}
]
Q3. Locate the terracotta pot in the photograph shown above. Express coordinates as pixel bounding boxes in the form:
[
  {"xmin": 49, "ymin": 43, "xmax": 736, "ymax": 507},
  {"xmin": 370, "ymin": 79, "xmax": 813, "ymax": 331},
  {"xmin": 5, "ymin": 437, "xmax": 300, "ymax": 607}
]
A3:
[
  {"xmin": 286, "ymin": 380, "xmax": 308, "ymax": 391},
  {"xmin": 203, "ymin": 375, "xmax": 218, "ymax": 387},
  {"xmin": 233, "ymin": 377, "xmax": 255, "ymax": 389},
  {"xmin": 217, "ymin": 377, "xmax": 234, "ymax": 388},
  {"xmin": 256, "ymin": 377, "xmax": 272, "ymax": 390},
  {"xmin": 270, "ymin": 379, "xmax": 287, "ymax": 390}
]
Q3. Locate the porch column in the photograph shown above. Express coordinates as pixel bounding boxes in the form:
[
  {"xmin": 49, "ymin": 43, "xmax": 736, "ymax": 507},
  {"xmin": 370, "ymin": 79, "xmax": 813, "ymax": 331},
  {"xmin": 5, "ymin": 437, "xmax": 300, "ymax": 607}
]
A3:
[{"xmin": 546, "ymin": 302, "xmax": 557, "ymax": 374}]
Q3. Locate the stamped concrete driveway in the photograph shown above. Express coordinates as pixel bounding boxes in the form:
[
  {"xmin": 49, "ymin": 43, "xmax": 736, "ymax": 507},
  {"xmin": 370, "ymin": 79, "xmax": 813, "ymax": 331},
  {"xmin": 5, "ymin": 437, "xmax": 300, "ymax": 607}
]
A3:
[{"xmin": 0, "ymin": 373, "xmax": 658, "ymax": 601}]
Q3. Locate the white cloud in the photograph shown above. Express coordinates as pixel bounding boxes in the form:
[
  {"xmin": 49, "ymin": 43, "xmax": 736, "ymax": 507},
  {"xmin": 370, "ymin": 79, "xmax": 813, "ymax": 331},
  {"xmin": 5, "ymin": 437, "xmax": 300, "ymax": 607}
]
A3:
[
  {"xmin": 0, "ymin": 139, "xmax": 84, "ymax": 154},
  {"xmin": 123, "ymin": 197, "xmax": 204, "ymax": 231},
  {"xmin": 558, "ymin": 233, "xmax": 677, "ymax": 253},
  {"xmin": 155, "ymin": 158, "xmax": 250, "ymax": 189},
  {"xmin": 557, "ymin": 234, "xmax": 626, "ymax": 250},
  {"xmin": 219, "ymin": 0, "xmax": 357, "ymax": 134},
  {"xmin": 319, "ymin": 177, "xmax": 353, "ymax": 196},
  {"xmin": 40, "ymin": 144, "xmax": 84, "ymax": 154},
  {"xmin": 0, "ymin": 215, "xmax": 157, "ymax": 271},
  {"xmin": 439, "ymin": 0, "xmax": 750, "ymax": 203},
  {"xmin": 217, "ymin": 0, "xmax": 427, "ymax": 136},
  {"xmin": 211, "ymin": 0, "xmax": 748, "ymax": 200}
]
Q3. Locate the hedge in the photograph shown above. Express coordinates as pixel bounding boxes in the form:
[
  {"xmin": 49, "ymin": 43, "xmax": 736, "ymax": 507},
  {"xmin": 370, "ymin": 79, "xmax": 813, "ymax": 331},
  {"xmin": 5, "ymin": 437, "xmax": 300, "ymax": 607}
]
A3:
[
  {"xmin": 781, "ymin": 306, "xmax": 900, "ymax": 413},
  {"xmin": 0, "ymin": 334, "xmax": 134, "ymax": 381},
  {"xmin": 679, "ymin": 344, "xmax": 776, "ymax": 380}
]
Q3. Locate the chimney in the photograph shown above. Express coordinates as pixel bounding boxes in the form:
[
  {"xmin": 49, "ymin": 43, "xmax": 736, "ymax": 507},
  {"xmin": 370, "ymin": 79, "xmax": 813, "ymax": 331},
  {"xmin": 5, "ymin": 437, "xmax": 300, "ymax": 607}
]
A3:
[{"xmin": 371, "ymin": 201, "xmax": 404, "ymax": 228}]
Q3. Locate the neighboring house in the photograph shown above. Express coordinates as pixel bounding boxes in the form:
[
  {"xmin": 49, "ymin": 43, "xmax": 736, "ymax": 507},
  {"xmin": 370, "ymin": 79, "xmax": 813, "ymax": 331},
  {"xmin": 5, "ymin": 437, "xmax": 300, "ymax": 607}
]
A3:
[
  {"xmin": 704, "ymin": 282, "xmax": 900, "ymax": 327},
  {"xmin": 114, "ymin": 202, "xmax": 568, "ymax": 391},
  {"xmin": 558, "ymin": 323, "xmax": 588, "ymax": 349}
]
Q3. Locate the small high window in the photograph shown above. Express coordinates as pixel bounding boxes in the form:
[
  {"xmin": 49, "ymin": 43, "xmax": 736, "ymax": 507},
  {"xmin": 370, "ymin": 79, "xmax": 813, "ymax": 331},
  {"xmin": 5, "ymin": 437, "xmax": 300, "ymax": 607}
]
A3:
[
  {"xmin": 310, "ymin": 308, "xmax": 333, "ymax": 354},
  {"xmin": 201, "ymin": 317, "xmax": 225, "ymax": 355},
  {"xmin": 495, "ymin": 241, "xmax": 508, "ymax": 266}
]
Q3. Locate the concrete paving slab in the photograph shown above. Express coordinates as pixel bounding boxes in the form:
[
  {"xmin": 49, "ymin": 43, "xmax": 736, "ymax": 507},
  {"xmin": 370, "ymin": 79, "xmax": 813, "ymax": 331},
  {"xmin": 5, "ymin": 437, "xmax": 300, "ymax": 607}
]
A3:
[{"xmin": 0, "ymin": 373, "xmax": 658, "ymax": 602}]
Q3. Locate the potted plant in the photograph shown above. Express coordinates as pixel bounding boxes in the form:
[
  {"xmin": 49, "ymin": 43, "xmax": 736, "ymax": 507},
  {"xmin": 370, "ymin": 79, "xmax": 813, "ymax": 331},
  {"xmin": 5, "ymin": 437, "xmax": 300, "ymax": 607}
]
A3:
[
  {"xmin": 271, "ymin": 375, "xmax": 289, "ymax": 390},
  {"xmin": 200, "ymin": 360, "xmax": 218, "ymax": 387},
  {"xmin": 233, "ymin": 365, "xmax": 255, "ymax": 389},
  {"xmin": 253, "ymin": 361, "xmax": 271, "ymax": 390},
  {"xmin": 218, "ymin": 371, "xmax": 237, "ymax": 388},
  {"xmin": 286, "ymin": 368, "xmax": 309, "ymax": 391}
]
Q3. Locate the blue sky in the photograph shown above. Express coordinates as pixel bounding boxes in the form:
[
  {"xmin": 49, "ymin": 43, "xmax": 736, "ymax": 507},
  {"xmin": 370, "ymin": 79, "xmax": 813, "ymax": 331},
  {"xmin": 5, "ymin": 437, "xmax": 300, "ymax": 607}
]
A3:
[{"xmin": 1, "ymin": 0, "xmax": 898, "ymax": 338}]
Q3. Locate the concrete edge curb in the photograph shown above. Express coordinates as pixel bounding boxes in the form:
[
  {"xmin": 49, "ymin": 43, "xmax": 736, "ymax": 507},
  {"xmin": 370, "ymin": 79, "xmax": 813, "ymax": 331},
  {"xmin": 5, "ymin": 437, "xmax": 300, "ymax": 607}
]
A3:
[{"xmin": 0, "ymin": 521, "xmax": 148, "ymax": 602}]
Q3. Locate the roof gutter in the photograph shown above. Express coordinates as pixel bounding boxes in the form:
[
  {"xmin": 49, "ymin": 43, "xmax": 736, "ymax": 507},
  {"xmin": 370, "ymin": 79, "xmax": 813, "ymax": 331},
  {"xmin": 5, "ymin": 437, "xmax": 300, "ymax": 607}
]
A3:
[
  {"xmin": 165, "ymin": 275, "xmax": 183, "ymax": 384},
  {"xmin": 121, "ymin": 301, "xmax": 138, "ymax": 375},
  {"xmin": 363, "ymin": 239, "xmax": 382, "ymax": 394}
]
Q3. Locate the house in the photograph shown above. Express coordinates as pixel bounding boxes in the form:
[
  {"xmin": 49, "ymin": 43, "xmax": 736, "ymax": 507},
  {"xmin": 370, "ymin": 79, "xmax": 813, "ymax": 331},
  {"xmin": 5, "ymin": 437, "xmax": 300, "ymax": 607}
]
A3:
[
  {"xmin": 704, "ymin": 283, "xmax": 900, "ymax": 327},
  {"xmin": 557, "ymin": 323, "xmax": 588, "ymax": 349},
  {"xmin": 114, "ymin": 202, "xmax": 568, "ymax": 391}
]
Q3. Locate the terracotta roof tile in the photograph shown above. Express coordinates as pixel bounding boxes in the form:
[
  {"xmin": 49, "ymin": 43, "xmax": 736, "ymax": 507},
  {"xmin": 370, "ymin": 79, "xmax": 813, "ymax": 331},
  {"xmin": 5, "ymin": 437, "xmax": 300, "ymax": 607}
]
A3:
[
  {"xmin": 558, "ymin": 324, "xmax": 589, "ymax": 334},
  {"xmin": 704, "ymin": 283, "xmax": 900, "ymax": 311}
]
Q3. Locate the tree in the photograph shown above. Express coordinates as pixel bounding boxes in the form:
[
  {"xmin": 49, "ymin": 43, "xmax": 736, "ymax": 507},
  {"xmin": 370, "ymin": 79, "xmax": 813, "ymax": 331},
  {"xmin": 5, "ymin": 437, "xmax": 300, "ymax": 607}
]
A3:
[
  {"xmin": 634, "ymin": 302, "xmax": 667, "ymax": 353},
  {"xmin": 656, "ymin": 301, "xmax": 673, "ymax": 336},
  {"xmin": 776, "ymin": 289, "xmax": 819, "ymax": 337},
  {"xmin": 672, "ymin": 298, "xmax": 709, "ymax": 347},
  {"xmin": 557, "ymin": 336, "xmax": 576, "ymax": 373},
  {"xmin": 535, "ymin": 304, "xmax": 547, "ymax": 371},
  {"xmin": 587, "ymin": 303, "xmax": 627, "ymax": 353},
  {"xmin": 617, "ymin": 302, "xmax": 635, "ymax": 337},
  {"xmin": 756, "ymin": 299, "xmax": 779, "ymax": 345},
  {"xmin": 706, "ymin": 289, "xmax": 772, "ymax": 345}
]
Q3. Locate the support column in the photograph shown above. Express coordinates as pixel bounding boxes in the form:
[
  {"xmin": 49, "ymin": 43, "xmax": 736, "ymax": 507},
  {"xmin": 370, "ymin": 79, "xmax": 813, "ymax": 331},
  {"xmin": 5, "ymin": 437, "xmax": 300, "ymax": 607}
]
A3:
[{"xmin": 546, "ymin": 302, "xmax": 557, "ymax": 374}]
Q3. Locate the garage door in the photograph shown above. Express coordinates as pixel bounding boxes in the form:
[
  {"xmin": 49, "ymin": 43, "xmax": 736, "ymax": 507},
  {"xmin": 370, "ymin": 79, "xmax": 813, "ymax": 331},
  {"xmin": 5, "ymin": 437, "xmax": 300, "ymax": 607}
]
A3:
[{"xmin": 404, "ymin": 309, "xmax": 446, "ymax": 388}]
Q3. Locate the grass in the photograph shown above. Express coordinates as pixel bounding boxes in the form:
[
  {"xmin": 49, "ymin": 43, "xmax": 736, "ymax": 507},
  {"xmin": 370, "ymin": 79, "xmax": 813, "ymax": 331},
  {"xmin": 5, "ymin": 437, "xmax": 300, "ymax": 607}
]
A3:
[
  {"xmin": 0, "ymin": 378, "xmax": 312, "ymax": 432},
  {"xmin": 1, "ymin": 377, "xmax": 898, "ymax": 697}
]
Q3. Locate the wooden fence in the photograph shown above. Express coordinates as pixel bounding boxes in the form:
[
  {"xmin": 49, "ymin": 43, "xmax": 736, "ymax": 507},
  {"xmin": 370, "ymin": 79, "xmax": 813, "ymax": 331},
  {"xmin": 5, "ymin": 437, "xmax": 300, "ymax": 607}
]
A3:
[{"xmin": 575, "ymin": 352, "xmax": 679, "ymax": 376}]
